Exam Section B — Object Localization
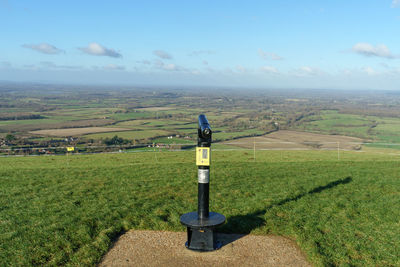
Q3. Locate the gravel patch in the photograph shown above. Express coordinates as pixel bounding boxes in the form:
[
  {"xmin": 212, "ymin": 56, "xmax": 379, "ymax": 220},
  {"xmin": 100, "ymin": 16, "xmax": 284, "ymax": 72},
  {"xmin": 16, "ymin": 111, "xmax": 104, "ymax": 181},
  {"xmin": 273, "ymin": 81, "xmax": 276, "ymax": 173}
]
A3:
[{"xmin": 99, "ymin": 230, "xmax": 311, "ymax": 267}]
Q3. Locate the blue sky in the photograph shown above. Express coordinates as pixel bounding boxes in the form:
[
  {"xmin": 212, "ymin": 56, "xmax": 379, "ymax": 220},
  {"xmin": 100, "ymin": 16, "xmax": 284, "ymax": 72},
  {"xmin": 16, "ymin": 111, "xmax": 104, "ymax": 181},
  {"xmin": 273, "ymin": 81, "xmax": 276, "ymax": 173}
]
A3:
[{"xmin": 1, "ymin": 0, "xmax": 400, "ymax": 90}]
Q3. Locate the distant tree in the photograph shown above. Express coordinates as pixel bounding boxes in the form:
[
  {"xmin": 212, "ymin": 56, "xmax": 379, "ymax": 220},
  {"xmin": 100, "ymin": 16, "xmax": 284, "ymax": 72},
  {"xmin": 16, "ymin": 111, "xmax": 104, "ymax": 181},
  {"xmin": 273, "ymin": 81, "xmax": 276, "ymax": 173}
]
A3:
[
  {"xmin": 5, "ymin": 134, "xmax": 16, "ymax": 142},
  {"xmin": 104, "ymin": 135, "xmax": 129, "ymax": 146}
]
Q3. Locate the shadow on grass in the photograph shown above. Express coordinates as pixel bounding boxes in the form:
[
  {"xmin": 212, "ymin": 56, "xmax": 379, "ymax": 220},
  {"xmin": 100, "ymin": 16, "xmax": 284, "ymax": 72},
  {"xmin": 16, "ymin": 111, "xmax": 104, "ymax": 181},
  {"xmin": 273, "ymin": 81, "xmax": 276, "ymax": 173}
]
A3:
[{"xmin": 218, "ymin": 176, "xmax": 352, "ymax": 246}]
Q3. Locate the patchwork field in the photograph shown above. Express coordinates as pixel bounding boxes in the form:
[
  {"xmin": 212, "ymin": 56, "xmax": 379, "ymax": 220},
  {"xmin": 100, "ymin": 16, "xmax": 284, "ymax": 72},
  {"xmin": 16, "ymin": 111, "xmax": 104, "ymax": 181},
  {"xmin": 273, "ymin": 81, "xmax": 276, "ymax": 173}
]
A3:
[
  {"xmin": 29, "ymin": 127, "xmax": 132, "ymax": 137},
  {"xmin": 83, "ymin": 129, "xmax": 172, "ymax": 140},
  {"xmin": 0, "ymin": 119, "xmax": 115, "ymax": 132},
  {"xmin": 135, "ymin": 107, "xmax": 176, "ymax": 111},
  {"xmin": 213, "ymin": 129, "xmax": 266, "ymax": 142},
  {"xmin": 224, "ymin": 130, "xmax": 364, "ymax": 150},
  {"xmin": 115, "ymin": 119, "xmax": 192, "ymax": 128},
  {"xmin": 299, "ymin": 110, "xmax": 400, "ymax": 144}
]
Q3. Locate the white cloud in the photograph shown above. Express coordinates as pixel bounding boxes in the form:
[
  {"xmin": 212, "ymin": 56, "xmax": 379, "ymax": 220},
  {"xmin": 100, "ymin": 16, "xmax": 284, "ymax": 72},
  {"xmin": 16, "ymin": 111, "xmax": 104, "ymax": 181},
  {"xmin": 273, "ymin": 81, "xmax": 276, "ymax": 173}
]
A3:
[
  {"xmin": 40, "ymin": 61, "xmax": 82, "ymax": 70},
  {"xmin": 152, "ymin": 59, "xmax": 185, "ymax": 71},
  {"xmin": 392, "ymin": 0, "xmax": 399, "ymax": 8},
  {"xmin": 79, "ymin": 43, "xmax": 122, "ymax": 58},
  {"xmin": 236, "ymin": 65, "xmax": 247, "ymax": 73},
  {"xmin": 300, "ymin": 66, "xmax": 314, "ymax": 73},
  {"xmin": 162, "ymin": 63, "xmax": 179, "ymax": 71},
  {"xmin": 293, "ymin": 66, "xmax": 322, "ymax": 76},
  {"xmin": 153, "ymin": 50, "xmax": 172, "ymax": 59},
  {"xmin": 103, "ymin": 64, "xmax": 125, "ymax": 71},
  {"xmin": 188, "ymin": 50, "xmax": 215, "ymax": 56},
  {"xmin": 258, "ymin": 49, "xmax": 283, "ymax": 60},
  {"xmin": 363, "ymin": 66, "xmax": 377, "ymax": 76},
  {"xmin": 136, "ymin": 60, "xmax": 152, "ymax": 65},
  {"xmin": 352, "ymin": 43, "xmax": 396, "ymax": 59},
  {"xmin": 260, "ymin": 66, "xmax": 279, "ymax": 74},
  {"xmin": 22, "ymin": 43, "xmax": 63, "ymax": 54},
  {"xmin": 342, "ymin": 69, "xmax": 352, "ymax": 75},
  {"xmin": 338, "ymin": 66, "xmax": 399, "ymax": 77},
  {"xmin": 191, "ymin": 70, "xmax": 201, "ymax": 75},
  {"xmin": 153, "ymin": 59, "xmax": 164, "ymax": 68}
]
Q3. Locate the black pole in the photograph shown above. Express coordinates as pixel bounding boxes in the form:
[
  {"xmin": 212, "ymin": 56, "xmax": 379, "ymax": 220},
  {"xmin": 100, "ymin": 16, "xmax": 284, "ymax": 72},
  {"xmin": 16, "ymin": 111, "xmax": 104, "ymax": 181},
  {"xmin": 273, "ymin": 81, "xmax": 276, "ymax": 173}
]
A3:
[
  {"xmin": 197, "ymin": 115, "xmax": 211, "ymax": 219},
  {"xmin": 180, "ymin": 114, "xmax": 225, "ymax": 251},
  {"xmin": 198, "ymin": 168, "xmax": 209, "ymax": 219}
]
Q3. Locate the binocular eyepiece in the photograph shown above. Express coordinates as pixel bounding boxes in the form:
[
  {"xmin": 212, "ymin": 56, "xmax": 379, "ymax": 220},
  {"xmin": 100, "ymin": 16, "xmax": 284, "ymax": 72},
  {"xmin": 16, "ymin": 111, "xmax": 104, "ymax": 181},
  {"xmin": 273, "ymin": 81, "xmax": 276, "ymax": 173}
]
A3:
[{"xmin": 198, "ymin": 114, "xmax": 212, "ymax": 139}]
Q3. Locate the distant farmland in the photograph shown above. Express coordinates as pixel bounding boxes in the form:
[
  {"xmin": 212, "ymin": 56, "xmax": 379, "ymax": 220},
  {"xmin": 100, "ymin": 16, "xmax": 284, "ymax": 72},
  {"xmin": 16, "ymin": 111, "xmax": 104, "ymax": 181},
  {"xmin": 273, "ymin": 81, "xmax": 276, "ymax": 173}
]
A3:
[
  {"xmin": 135, "ymin": 106, "xmax": 176, "ymax": 111},
  {"xmin": 224, "ymin": 130, "xmax": 364, "ymax": 150},
  {"xmin": 29, "ymin": 127, "xmax": 131, "ymax": 137}
]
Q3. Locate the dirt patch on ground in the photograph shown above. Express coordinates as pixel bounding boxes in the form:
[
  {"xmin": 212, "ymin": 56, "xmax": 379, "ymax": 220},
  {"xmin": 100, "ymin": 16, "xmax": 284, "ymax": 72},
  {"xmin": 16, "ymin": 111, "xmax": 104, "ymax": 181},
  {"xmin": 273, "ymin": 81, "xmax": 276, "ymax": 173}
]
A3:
[
  {"xmin": 224, "ymin": 130, "xmax": 364, "ymax": 150},
  {"xmin": 99, "ymin": 230, "xmax": 311, "ymax": 267},
  {"xmin": 29, "ymin": 127, "xmax": 131, "ymax": 137}
]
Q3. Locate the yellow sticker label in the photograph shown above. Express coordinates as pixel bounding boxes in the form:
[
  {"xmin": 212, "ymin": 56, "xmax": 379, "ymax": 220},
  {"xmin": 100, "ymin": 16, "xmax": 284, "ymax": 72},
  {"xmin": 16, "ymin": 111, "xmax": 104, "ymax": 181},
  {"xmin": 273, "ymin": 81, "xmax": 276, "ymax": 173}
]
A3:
[
  {"xmin": 66, "ymin": 147, "xmax": 75, "ymax": 152},
  {"xmin": 196, "ymin": 147, "xmax": 210, "ymax": 166}
]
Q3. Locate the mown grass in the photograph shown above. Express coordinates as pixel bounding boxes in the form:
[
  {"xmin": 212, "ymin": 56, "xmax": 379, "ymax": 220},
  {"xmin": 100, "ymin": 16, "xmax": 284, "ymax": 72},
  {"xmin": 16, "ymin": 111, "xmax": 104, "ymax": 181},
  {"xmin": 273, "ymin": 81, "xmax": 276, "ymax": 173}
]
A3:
[{"xmin": 0, "ymin": 150, "xmax": 399, "ymax": 266}]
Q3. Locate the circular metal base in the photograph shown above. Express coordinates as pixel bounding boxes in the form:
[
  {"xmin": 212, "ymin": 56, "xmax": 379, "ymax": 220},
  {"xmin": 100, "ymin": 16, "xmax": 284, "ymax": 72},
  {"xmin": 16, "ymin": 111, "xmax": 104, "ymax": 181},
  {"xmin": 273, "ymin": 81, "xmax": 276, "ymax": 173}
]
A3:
[
  {"xmin": 180, "ymin": 211, "xmax": 225, "ymax": 228},
  {"xmin": 185, "ymin": 241, "xmax": 223, "ymax": 251}
]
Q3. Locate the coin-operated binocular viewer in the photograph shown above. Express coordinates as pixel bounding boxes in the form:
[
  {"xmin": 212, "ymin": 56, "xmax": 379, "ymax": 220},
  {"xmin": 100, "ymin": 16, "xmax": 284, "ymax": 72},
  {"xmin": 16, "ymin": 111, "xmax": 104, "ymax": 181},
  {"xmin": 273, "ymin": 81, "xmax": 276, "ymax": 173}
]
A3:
[{"xmin": 180, "ymin": 114, "xmax": 225, "ymax": 251}]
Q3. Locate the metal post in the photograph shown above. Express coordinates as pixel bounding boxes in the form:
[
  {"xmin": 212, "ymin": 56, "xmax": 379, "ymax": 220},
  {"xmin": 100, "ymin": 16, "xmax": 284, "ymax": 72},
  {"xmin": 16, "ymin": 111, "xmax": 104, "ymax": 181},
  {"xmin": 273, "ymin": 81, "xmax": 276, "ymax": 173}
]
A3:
[
  {"xmin": 197, "ymin": 114, "xmax": 211, "ymax": 219},
  {"xmin": 198, "ymin": 171, "xmax": 210, "ymax": 218},
  {"xmin": 180, "ymin": 114, "xmax": 225, "ymax": 251}
]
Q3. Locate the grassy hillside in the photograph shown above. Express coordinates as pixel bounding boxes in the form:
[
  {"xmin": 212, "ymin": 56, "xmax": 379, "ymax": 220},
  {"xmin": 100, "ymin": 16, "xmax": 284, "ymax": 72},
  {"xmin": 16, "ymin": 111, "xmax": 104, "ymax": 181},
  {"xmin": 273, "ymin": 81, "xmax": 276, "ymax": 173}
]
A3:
[{"xmin": 0, "ymin": 150, "xmax": 399, "ymax": 266}]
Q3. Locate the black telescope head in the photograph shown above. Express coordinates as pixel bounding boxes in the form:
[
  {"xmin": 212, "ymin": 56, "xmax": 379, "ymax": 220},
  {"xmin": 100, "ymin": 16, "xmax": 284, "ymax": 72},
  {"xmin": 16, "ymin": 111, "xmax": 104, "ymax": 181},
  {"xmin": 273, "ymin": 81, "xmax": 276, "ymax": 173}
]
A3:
[{"xmin": 198, "ymin": 114, "xmax": 212, "ymax": 145}]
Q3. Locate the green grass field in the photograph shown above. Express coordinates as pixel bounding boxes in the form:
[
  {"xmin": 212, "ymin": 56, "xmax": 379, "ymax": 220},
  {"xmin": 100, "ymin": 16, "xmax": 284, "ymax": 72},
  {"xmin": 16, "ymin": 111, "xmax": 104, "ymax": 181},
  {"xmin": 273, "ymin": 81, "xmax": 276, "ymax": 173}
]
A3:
[
  {"xmin": 115, "ymin": 119, "xmax": 192, "ymax": 128},
  {"xmin": 82, "ymin": 130, "xmax": 171, "ymax": 140},
  {"xmin": 300, "ymin": 110, "xmax": 374, "ymax": 138},
  {"xmin": 0, "ymin": 150, "xmax": 399, "ymax": 266},
  {"xmin": 212, "ymin": 128, "xmax": 266, "ymax": 141},
  {"xmin": 151, "ymin": 137, "xmax": 194, "ymax": 144},
  {"xmin": 300, "ymin": 110, "xmax": 400, "ymax": 148}
]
